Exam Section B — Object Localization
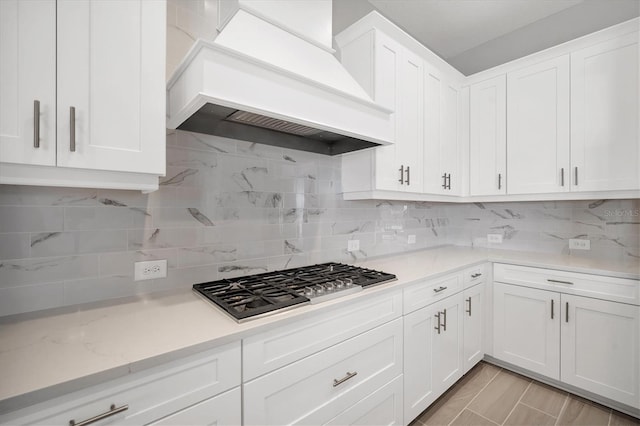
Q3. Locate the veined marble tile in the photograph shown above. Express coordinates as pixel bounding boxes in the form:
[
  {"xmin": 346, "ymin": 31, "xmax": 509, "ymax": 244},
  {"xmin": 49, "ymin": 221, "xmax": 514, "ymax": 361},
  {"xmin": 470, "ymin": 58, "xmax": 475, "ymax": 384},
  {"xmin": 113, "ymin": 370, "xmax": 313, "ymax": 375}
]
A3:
[
  {"xmin": 0, "ymin": 185, "xmax": 99, "ymax": 206},
  {"xmin": 202, "ymin": 223, "xmax": 297, "ymax": 244},
  {"xmin": 0, "ymin": 255, "xmax": 99, "ymax": 287},
  {"xmin": 99, "ymin": 249, "xmax": 178, "ymax": 278},
  {"xmin": 146, "ymin": 207, "xmax": 215, "ymax": 228},
  {"xmin": 64, "ymin": 207, "xmax": 134, "ymax": 230},
  {"xmin": 160, "ymin": 166, "xmax": 202, "ymax": 187},
  {"xmin": 216, "ymin": 254, "xmax": 309, "ymax": 279},
  {"xmin": 0, "ymin": 206, "xmax": 64, "ymax": 233},
  {"xmin": 63, "ymin": 276, "xmax": 138, "ymax": 307},
  {"xmin": 29, "ymin": 230, "xmax": 127, "ymax": 258},
  {"xmin": 236, "ymin": 140, "xmax": 284, "ymax": 160},
  {"xmin": 127, "ymin": 228, "xmax": 204, "ymax": 250},
  {"xmin": 177, "ymin": 239, "xmax": 283, "ymax": 267},
  {"xmin": 0, "ymin": 233, "xmax": 30, "ymax": 260},
  {"xmin": 174, "ymin": 130, "xmax": 237, "ymax": 154},
  {"xmin": 213, "ymin": 191, "xmax": 283, "ymax": 209},
  {"xmin": 0, "ymin": 282, "xmax": 65, "ymax": 316}
]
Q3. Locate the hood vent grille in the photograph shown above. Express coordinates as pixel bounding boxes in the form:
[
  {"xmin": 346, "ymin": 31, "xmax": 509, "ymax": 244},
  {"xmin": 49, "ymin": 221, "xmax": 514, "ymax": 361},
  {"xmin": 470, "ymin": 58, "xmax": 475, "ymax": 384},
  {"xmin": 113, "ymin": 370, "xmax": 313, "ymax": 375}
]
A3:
[{"xmin": 226, "ymin": 111, "xmax": 324, "ymax": 137}]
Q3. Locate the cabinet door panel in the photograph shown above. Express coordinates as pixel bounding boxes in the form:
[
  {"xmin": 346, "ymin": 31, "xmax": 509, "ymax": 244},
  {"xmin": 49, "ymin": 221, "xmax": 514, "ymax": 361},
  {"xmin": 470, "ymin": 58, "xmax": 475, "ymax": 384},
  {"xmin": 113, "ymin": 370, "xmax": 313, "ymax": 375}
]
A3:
[
  {"xmin": 0, "ymin": 0, "xmax": 56, "ymax": 166},
  {"xmin": 507, "ymin": 56, "xmax": 570, "ymax": 194},
  {"xmin": 470, "ymin": 75, "xmax": 506, "ymax": 196},
  {"xmin": 493, "ymin": 283, "xmax": 560, "ymax": 379},
  {"xmin": 561, "ymin": 294, "xmax": 640, "ymax": 408},
  {"xmin": 148, "ymin": 388, "xmax": 241, "ymax": 426},
  {"xmin": 433, "ymin": 293, "xmax": 464, "ymax": 392},
  {"xmin": 57, "ymin": 0, "xmax": 165, "ymax": 174},
  {"xmin": 463, "ymin": 283, "xmax": 485, "ymax": 373},
  {"xmin": 571, "ymin": 31, "xmax": 639, "ymax": 191}
]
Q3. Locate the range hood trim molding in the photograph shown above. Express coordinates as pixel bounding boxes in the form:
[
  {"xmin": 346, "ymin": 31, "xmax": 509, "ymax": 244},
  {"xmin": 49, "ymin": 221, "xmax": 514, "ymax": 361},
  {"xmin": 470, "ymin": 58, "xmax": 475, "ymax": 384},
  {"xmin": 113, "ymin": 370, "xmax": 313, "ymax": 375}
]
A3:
[{"xmin": 167, "ymin": 40, "xmax": 395, "ymax": 147}]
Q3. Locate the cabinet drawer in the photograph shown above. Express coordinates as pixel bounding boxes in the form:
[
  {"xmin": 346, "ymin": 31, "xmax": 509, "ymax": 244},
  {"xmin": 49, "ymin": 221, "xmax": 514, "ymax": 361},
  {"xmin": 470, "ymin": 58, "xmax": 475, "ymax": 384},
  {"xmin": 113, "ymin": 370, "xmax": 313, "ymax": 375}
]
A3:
[
  {"xmin": 403, "ymin": 272, "xmax": 463, "ymax": 313},
  {"xmin": 463, "ymin": 264, "xmax": 487, "ymax": 288},
  {"xmin": 244, "ymin": 319, "xmax": 403, "ymax": 426},
  {"xmin": 2, "ymin": 342, "xmax": 241, "ymax": 426},
  {"xmin": 326, "ymin": 375, "xmax": 403, "ymax": 426},
  {"xmin": 148, "ymin": 387, "xmax": 241, "ymax": 426},
  {"xmin": 243, "ymin": 291, "xmax": 402, "ymax": 380},
  {"xmin": 494, "ymin": 263, "xmax": 640, "ymax": 305}
]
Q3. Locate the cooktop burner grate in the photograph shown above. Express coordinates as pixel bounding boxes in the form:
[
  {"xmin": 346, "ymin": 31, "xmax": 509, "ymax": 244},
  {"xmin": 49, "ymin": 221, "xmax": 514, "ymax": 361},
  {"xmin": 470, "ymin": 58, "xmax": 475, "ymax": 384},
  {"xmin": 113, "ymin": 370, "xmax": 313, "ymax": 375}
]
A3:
[{"xmin": 193, "ymin": 262, "xmax": 396, "ymax": 322}]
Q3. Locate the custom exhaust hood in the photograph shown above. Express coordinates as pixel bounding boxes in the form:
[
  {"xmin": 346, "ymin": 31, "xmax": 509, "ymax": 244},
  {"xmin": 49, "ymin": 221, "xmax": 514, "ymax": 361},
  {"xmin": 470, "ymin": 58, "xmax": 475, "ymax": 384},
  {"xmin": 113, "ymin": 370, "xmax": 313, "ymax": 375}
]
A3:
[{"xmin": 166, "ymin": 0, "xmax": 394, "ymax": 156}]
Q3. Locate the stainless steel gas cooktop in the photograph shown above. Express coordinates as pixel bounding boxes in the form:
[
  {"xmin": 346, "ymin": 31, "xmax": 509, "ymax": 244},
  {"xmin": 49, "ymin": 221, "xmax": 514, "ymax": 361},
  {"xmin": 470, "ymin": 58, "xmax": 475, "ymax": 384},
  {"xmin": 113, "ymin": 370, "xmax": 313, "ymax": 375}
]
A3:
[{"xmin": 193, "ymin": 262, "xmax": 397, "ymax": 322}]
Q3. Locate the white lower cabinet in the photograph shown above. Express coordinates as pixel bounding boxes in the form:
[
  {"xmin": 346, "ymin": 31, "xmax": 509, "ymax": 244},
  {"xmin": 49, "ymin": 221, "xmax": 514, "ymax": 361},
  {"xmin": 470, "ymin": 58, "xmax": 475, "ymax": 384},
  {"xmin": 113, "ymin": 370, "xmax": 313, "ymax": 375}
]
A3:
[
  {"xmin": 404, "ymin": 291, "xmax": 465, "ymax": 424},
  {"xmin": 493, "ymin": 263, "xmax": 640, "ymax": 410},
  {"xmin": 493, "ymin": 282, "xmax": 560, "ymax": 379},
  {"xmin": 561, "ymin": 294, "xmax": 640, "ymax": 408},
  {"xmin": 243, "ymin": 318, "xmax": 403, "ymax": 425},
  {"xmin": 463, "ymin": 282, "xmax": 485, "ymax": 373},
  {"xmin": 148, "ymin": 387, "xmax": 241, "ymax": 426}
]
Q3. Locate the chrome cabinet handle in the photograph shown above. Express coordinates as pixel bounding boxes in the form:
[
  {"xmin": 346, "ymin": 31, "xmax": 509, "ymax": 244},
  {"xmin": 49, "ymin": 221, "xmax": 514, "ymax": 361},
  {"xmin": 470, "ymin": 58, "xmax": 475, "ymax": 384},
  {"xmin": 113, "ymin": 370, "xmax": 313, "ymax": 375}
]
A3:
[
  {"xmin": 446, "ymin": 173, "xmax": 451, "ymax": 190},
  {"xmin": 560, "ymin": 168, "xmax": 565, "ymax": 186},
  {"xmin": 33, "ymin": 100, "xmax": 40, "ymax": 148},
  {"xmin": 442, "ymin": 173, "xmax": 447, "ymax": 189},
  {"xmin": 70, "ymin": 106, "xmax": 76, "ymax": 152},
  {"xmin": 566, "ymin": 302, "xmax": 569, "ymax": 323},
  {"xmin": 441, "ymin": 308, "xmax": 447, "ymax": 331},
  {"xmin": 405, "ymin": 166, "xmax": 410, "ymax": 185},
  {"xmin": 333, "ymin": 371, "xmax": 357, "ymax": 387},
  {"xmin": 574, "ymin": 167, "xmax": 578, "ymax": 186},
  {"xmin": 433, "ymin": 286, "xmax": 448, "ymax": 293},
  {"xmin": 466, "ymin": 297, "xmax": 472, "ymax": 316},
  {"xmin": 434, "ymin": 312, "xmax": 441, "ymax": 334},
  {"xmin": 498, "ymin": 173, "xmax": 502, "ymax": 190},
  {"xmin": 547, "ymin": 279, "xmax": 573, "ymax": 285},
  {"xmin": 471, "ymin": 273, "xmax": 482, "ymax": 278},
  {"xmin": 399, "ymin": 165, "xmax": 404, "ymax": 184},
  {"xmin": 69, "ymin": 404, "xmax": 128, "ymax": 426},
  {"xmin": 551, "ymin": 299, "xmax": 554, "ymax": 319}
]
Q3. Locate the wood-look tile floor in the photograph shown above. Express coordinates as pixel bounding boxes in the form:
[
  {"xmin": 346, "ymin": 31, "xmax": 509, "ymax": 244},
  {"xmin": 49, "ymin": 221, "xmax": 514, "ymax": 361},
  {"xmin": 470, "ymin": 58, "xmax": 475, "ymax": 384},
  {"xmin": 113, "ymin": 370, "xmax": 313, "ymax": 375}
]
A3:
[{"xmin": 410, "ymin": 362, "xmax": 640, "ymax": 426}]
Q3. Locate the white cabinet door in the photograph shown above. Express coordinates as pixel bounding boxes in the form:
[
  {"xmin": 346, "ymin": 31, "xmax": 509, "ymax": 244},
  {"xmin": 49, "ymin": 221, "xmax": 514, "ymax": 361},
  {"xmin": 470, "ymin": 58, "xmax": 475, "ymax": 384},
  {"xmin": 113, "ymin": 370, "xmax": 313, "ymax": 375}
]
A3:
[
  {"xmin": 423, "ymin": 67, "xmax": 460, "ymax": 195},
  {"xmin": 493, "ymin": 282, "xmax": 560, "ymax": 379},
  {"xmin": 470, "ymin": 75, "xmax": 506, "ymax": 196},
  {"xmin": 404, "ymin": 293, "xmax": 463, "ymax": 424},
  {"xmin": 463, "ymin": 283, "xmax": 484, "ymax": 373},
  {"xmin": 0, "ymin": 0, "xmax": 56, "ymax": 166},
  {"xmin": 561, "ymin": 294, "xmax": 640, "ymax": 408},
  {"xmin": 507, "ymin": 56, "xmax": 570, "ymax": 194},
  {"xmin": 395, "ymin": 48, "xmax": 423, "ymax": 193},
  {"xmin": 148, "ymin": 388, "xmax": 241, "ymax": 426},
  {"xmin": 56, "ymin": 0, "xmax": 165, "ymax": 175},
  {"xmin": 571, "ymin": 31, "xmax": 640, "ymax": 192}
]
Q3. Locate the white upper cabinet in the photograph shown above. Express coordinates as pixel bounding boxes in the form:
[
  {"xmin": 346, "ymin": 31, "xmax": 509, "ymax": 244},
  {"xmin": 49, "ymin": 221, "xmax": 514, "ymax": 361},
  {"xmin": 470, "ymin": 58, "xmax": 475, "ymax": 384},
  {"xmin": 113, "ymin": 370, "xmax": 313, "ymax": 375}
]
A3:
[
  {"xmin": 0, "ymin": 0, "xmax": 56, "ymax": 166},
  {"xmin": 56, "ymin": 0, "xmax": 165, "ymax": 174},
  {"xmin": 340, "ymin": 28, "xmax": 423, "ymax": 193},
  {"xmin": 507, "ymin": 55, "xmax": 570, "ymax": 194},
  {"xmin": 571, "ymin": 30, "xmax": 640, "ymax": 192},
  {"xmin": 0, "ymin": 0, "xmax": 165, "ymax": 191},
  {"xmin": 469, "ymin": 75, "xmax": 506, "ymax": 196},
  {"xmin": 423, "ymin": 65, "xmax": 461, "ymax": 195}
]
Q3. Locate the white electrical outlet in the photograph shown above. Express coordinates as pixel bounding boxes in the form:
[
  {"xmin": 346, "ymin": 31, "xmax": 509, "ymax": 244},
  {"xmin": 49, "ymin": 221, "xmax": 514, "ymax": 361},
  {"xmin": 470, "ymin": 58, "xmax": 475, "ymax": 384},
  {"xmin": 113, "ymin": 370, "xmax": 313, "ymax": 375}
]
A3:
[
  {"xmin": 487, "ymin": 234, "xmax": 503, "ymax": 244},
  {"xmin": 408, "ymin": 234, "xmax": 416, "ymax": 244},
  {"xmin": 347, "ymin": 239, "xmax": 360, "ymax": 252},
  {"xmin": 569, "ymin": 239, "xmax": 591, "ymax": 250},
  {"xmin": 134, "ymin": 259, "xmax": 167, "ymax": 281}
]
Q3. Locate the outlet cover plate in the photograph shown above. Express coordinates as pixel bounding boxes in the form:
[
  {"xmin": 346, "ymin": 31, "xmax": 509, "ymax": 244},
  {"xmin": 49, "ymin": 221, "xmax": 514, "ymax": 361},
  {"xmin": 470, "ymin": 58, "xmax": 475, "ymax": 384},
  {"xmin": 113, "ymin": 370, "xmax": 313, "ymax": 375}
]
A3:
[
  {"xmin": 134, "ymin": 259, "xmax": 167, "ymax": 281},
  {"xmin": 487, "ymin": 234, "xmax": 503, "ymax": 244},
  {"xmin": 569, "ymin": 239, "xmax": 591, "ymax": 250},
  {"xmin": 347, "ymin": 239, "xmax": 360, "ymax": 252},
  {"xmin": 408, "ymin": 234, "xmax": 416, "ymax": 244}
]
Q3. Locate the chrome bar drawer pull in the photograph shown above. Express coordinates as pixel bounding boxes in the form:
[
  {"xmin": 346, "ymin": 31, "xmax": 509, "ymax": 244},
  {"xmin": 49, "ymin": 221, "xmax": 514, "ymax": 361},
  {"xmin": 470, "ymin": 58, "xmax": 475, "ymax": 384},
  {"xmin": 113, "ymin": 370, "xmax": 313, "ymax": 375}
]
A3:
[
  {"xmin": 466, "ymin": 297, "xmax": 472, "ymax": 316},
  {"xmin": 547, "ymin": 279, "xmax": 573, "ymax": 285},
  {"xmin": 434, "ymin": 312, "xmax": 441, "ymax": 334},
  {"xmin": 333, "ymin": 371, "xmax": 357, "ymax": 387},
  {"xmin": 566, "ymin": 302, "xmax": 569, "ymax": 323},
  {"xmin": 498, "ymin": 173, "xmax": 502, "ymax": 189},
  {"xmin": 70, "ymin": 106, "xmax": 76, "ymax": 152},
  {"xmin": 398, "ymin": 165, "xmax": 404, "ymax": 184},
  {"xmin": 442, "ymin": 173, "xmax": 447, "ymax": 189},
  {"xmin": 405, "ymin": 166, "xmax": 410, "ymax": 185},
  {"xmin": 441, "ymin": 308, "xmax": 447, "ymax": 331},
  {"xmin": 433, "ymin": 286, "xmax": 448, "ymax": 293},
  {"xmin": 69, "ymin": 404, "xmax": 128, "ymax": 426},
  {"xmin": 33, "ymin": 100, "xmax": 40, "ymax": 148},
  {"xmin": 574, "ymin": 167, "xmax": 578, "ymax": 186},
  {"xmin": 551, "ymin": 299, "xmax": 554, "ymax": 319},
  {"xmin": 471, "ymin": 273, "xmax": 482, "ymax": 278},
  {"xmin": 560, "ymin": 168, "xmax": 565, "ymax": 186}
]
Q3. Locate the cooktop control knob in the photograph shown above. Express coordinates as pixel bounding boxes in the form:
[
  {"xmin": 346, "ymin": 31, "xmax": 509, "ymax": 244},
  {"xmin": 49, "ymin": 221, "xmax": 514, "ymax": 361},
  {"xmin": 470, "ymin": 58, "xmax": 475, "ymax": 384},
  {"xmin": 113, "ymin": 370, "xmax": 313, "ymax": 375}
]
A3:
[
  {"xmin": 345, "ymin": 278, "xmax": 354, "ymax": 287},
  {"xmin": 335, "ymin": 279, "xmax": 344, "ymax": 289},
  {"xmin": 325, "ymin": 282, "xmax": 335, "ymax": 291},
  {"xmin": 304, "ymin": 287, "xmax": 314, "ymax": 297},
  {"xmin": 315, "ymin": 285, "xmax": 325, "ymax": 295}
]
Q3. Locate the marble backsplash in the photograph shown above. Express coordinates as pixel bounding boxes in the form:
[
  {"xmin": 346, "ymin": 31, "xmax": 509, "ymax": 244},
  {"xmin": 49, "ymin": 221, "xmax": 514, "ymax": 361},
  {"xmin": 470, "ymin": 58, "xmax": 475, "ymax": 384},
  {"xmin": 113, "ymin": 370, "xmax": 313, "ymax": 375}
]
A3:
[{"xmin": 0, "ymin": 130, "xmax": 638, "ymax": 316}]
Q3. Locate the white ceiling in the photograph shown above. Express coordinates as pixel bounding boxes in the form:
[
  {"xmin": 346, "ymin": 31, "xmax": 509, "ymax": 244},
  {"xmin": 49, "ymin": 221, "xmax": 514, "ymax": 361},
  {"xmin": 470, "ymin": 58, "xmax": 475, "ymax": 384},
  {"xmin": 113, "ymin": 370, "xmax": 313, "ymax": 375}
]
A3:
[{"xmin": 332, "ymin": 0, "xmax": 640, "ymax": 75}]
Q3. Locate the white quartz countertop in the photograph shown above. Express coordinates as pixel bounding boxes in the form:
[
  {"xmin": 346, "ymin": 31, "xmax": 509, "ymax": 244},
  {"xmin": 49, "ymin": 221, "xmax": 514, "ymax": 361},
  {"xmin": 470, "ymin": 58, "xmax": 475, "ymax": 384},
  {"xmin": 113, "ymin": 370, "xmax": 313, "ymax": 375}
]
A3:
[{"xmin": 1, "ymin": 246, "xmax": 638, "ymax": 413}]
